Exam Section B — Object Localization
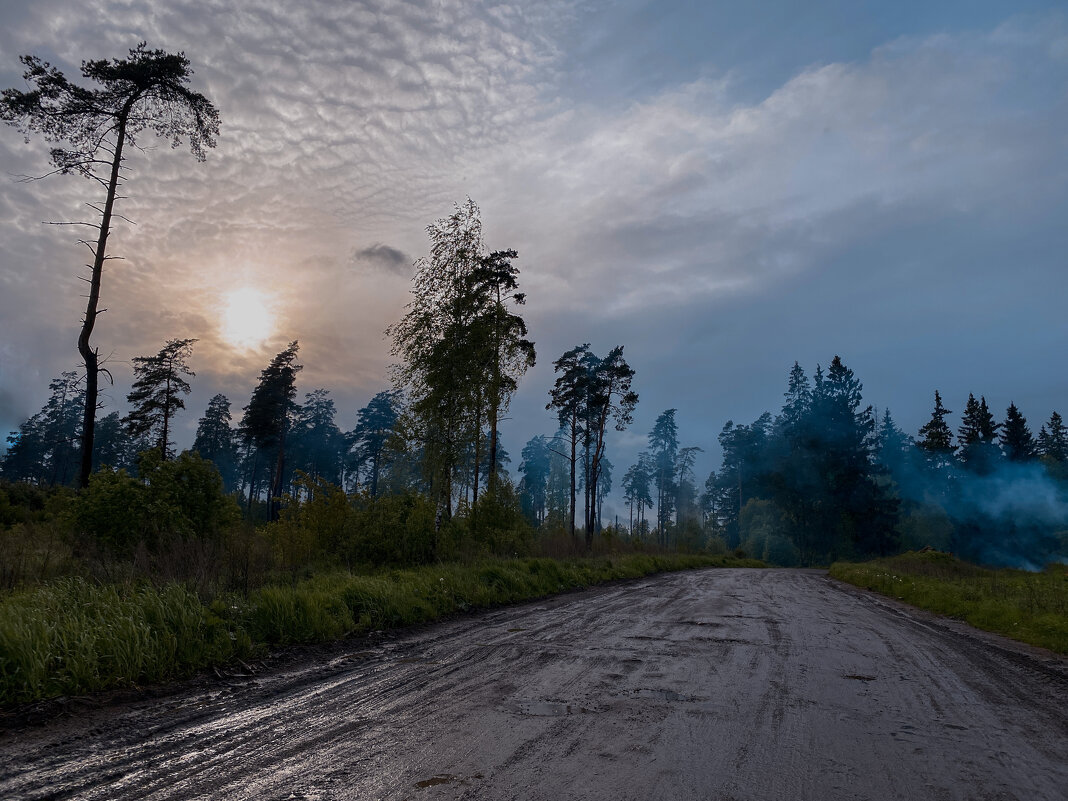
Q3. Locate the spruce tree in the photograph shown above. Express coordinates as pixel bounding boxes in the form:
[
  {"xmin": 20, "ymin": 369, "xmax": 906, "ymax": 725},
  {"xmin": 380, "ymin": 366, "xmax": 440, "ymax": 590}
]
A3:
[
  {"xmin": 958, "ymin": 394, "xmax": 999, "ymax": 473},
  {"xmin": 917, "ymin": 391, "xmax": 955, "ymax": 469},
  {"xmin": 1038, "ymin": 411, "xmax": 1068, "ymax": 463},
  {"xmin": 1000, "ymin": 403, "xmax": 1036, "ymax": 462}
]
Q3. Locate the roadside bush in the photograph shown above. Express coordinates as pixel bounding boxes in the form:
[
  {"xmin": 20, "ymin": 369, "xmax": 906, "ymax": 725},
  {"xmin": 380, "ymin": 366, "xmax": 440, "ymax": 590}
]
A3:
[
  {"xmin": 72, "ymin": 452, "xmax": 239, "ymax": 554},
  {"xmin": 72, "ymin": 468, "xmax": 152, "ymax": 551},
  {"xmin": 343, "ymin": 492, "xmax": 437, "ymax": 566}
]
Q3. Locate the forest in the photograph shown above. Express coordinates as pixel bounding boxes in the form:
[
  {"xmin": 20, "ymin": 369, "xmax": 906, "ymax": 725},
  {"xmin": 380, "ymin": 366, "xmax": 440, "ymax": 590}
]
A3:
[{"xmin": 1, "ymin": 43, "xmax": 1066, "ymax": 590}]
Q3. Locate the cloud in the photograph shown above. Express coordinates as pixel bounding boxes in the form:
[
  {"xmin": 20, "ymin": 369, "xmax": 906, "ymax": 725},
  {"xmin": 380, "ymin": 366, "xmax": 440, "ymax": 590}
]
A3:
[{"xmin": 352, "ymin": 243, "xmax": 411, "ymax": 276}]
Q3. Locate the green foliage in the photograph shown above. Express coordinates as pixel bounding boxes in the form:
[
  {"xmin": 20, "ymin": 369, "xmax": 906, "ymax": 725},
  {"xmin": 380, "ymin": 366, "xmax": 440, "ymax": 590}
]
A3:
[
  {"xmin": 73, "ymin": 451, "xmax": 239, "ymax": 552},
  {"xmin": 344, "ymin": 491, "xmax": 438, "ymax": 566},
  {"xmin": 831, "ymin": 551, "xmax": 1068, "ymax": 654},
  {"xmin": 739, "ymin": 499, "xmax": 800, "ymax": 566}
]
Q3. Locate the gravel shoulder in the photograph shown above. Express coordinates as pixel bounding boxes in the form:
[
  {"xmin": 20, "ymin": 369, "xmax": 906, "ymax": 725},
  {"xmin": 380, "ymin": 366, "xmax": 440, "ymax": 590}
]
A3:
[{"xmin": 2, "ymin": 568, "xmax": 1066, "ymax": 800}]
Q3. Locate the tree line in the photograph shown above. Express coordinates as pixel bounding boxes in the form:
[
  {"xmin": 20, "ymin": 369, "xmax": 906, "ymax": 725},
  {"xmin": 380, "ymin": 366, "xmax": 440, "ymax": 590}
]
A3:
[
  {"xmin": 516, "ymin": 356, "xmax": 1065, "ymax": 567},
  {"xmin": 3, "ymin": 44, "xmax": 1066, "ymax": 569}
]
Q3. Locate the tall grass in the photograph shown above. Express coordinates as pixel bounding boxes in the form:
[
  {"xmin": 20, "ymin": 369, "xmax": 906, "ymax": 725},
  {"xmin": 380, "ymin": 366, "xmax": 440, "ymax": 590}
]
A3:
[
  {"xmin": 0, "ymin": 579, "xmax": 249, "ymax": 704},
  {"xmin": 830, "ymin": 551, "xmax": 1068, "ymax": 654},
  {"xmin": 1, "ymin": 553, "xmax": 760, "ymax": 705}
]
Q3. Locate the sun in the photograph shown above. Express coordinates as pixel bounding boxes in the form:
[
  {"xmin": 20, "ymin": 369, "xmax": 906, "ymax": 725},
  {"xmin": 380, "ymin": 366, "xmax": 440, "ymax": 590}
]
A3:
[{"xmin": 222, "ymin": 288, "xmax": 272, "ymax": 349}]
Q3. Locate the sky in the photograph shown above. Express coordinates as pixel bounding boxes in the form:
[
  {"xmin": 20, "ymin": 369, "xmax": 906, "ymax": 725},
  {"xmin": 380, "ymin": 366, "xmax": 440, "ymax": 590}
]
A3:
[{"xmin": 0, "ymin": 0, "xmax": 1066, "ymax": 518}]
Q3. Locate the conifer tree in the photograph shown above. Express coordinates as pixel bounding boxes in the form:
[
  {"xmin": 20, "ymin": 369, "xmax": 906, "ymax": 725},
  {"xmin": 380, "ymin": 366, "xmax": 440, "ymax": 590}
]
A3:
[
  {"xmin": 240, "ymin": 341, "xmax": 301, "ymax": 520},
  {"xmin": 1038, "ymin": 411, "xmax": 1068, "ymax": 463},
  {"xmin": 124, "ymin": 338, "xmax": 196, "ymax": 459},
  {"xmin": 93, "ymin": 411, "xmax": 134, "ymax": 472},
  {"xmin": 2, "ymin": 44, "xmax": 220, "ymax": 487},
  {"xmin": 1000, "ymin": 402, "xmax": 1036, "ymax": 462},
  {"xmin": 957, "ymin": 394, "xmax": 999, "ymax": 473},
  {"xmin": 348, "ymin": 391, "xmax": 399, "ymax": 497},
  {"xmin": 649, "ymin": 409, "xmax": 680, "ymax": 546},
  {"xmin": 780, "ymin": 361, "xmax": 812, "ymax": 433},
  {"xmin": 917, "ymin": 391, "xmax": 955, "ymax": 469},
  {"xmin": 876, "ymin": 408, "xmax": 911, "ymax": 477},
  {"xmin": 518, "ymin": 434, "xmax": 551, "ymax": 525},
  {"xmin": 192, "ymin": 394, "xmax": 237, "ymax": 491},
  {"xmin": 1, "ymin": 372, "xmax": 83, "ymax": 485},
  {"xmin": 580, "ymin": 346, "xmax": 637, "ymax": 541},
  {"xmin": 547, "ymin": 344, "xmax": 592, "ymax": 543},
  {"xmin": 291, "ymin": 389, "xmax": 344, "ymax": 485}
]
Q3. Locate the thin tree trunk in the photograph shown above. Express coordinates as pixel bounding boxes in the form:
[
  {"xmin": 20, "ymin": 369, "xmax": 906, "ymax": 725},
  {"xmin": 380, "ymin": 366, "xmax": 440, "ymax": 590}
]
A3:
[
  {"xmin": 78, "ymin": 106, "xmax": 132, "ymax": 489},
  {"xmin": 568, "ymin": 411, "xmax": 577, "ymax": 546},
  {"xmin": 161, "ymin": 371, "xmax": 172, "ymax": 459}
]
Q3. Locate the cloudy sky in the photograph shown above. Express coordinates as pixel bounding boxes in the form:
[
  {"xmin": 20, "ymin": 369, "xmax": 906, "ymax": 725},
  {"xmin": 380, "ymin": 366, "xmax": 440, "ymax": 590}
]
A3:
[{"xmin": 1, "ymin": 0, "xmax": 1065, "ymax": 513}]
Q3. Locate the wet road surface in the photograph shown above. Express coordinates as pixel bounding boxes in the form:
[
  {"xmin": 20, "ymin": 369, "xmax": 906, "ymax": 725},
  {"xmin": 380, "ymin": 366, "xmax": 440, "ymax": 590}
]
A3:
[{"xmin": 2, "ymin": 568, "xmax": 1066, "ymax": 800}]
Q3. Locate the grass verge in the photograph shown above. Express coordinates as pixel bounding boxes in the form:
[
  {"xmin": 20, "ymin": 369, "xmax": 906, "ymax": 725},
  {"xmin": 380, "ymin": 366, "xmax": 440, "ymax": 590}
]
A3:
[
  {"xmin": 1, "ymin": 552, "xmax": 761, "ymax": 706},
  {"xmin": 830, "ymin": 551, "xmax": 1068, "ymax": 654}
]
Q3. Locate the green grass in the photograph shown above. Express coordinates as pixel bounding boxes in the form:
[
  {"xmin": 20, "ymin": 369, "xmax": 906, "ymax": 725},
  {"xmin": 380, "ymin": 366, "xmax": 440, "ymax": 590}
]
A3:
[
  {"xmin": 0, "ymin": 552, "xmax": 761, "ymax": 706},
  {"xmin": 830, "ymin": 551, "xmax": 1068, "ymax": 654}
]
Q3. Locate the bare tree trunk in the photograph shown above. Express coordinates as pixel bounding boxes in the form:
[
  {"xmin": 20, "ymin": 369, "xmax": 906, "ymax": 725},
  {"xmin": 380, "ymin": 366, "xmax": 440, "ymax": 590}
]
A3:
[
  {"xmin": 568, "ymin": 411, "xmax": 578, "ymax": 547},
  {"xmin": 78, "ymin": 107, "xmax": 132, "ymax": 489}
]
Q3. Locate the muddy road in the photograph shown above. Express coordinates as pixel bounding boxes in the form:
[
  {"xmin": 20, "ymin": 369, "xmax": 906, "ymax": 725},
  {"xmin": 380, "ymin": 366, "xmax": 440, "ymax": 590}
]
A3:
[{"xmin": 2, "ymin": 569, "xmax": 1066, "ymax": 800}]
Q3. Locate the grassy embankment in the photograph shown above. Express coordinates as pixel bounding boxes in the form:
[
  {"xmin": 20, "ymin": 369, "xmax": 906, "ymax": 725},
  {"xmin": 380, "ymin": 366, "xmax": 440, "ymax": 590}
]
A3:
[
  {"xmin": 830, "ymin": 550, "xmax": 1068, "ymax": 654},
  {"xmin": 0, "ymin": 552, "xmax": 761, "ymax": 706}
]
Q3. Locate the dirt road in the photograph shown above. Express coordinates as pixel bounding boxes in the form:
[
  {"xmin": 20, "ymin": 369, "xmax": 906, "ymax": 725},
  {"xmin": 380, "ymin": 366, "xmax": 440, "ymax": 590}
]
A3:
[{"xmin": 2, "ymin": 569, "xmax": 1066, "ymax": 800}]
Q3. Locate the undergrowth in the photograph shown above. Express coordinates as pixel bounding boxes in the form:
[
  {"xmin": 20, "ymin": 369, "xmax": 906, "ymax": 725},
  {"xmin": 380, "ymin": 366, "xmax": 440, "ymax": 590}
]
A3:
[
  {"xmin": 830, "ymin": 551, "xmax": 1068, "ymax": 654},
  {"xmin": 0, "ymin": 552, "xmax": 760, "ymax": 706}
]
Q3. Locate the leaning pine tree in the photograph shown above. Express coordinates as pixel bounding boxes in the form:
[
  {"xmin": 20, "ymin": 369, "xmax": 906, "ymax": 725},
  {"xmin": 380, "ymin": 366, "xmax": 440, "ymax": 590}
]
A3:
[{"xmin": 1, "ymin": 43, "xmax": 220, "ymax": 487}]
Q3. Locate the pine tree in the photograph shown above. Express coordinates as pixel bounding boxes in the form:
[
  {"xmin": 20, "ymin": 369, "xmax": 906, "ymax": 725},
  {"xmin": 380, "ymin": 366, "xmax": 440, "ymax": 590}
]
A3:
[
  {"xmin": 622, "ymin": 453, "xmax": 654, "ymax": 539},
  {"xmin": 240, "ymin": 341, "xmax": 302, "ymax": 520},
  {"xmin": 649, "ymin": 409, "xmax": 679, "ymax": 546},
  {"xmin": 547, "ymin": 344, "xmax": 592, "ymax": 543},
  {"xmin": 518, "ymin": 435, "xmax": 551, "ymax": 525},
  {"xmin": 192, "ymin": 394, "xmax": 237, "ymax": 491},
  {"xmin": 348, "ymin": 391, "xmax": 399, "ymax": 497},
  {"xmin": 93, "ymin": 411, "xmax": 134, "ymax": 472},
  {"xmin": 2, "ymin": 372, "xmax": 84, "ymax": 485},
  {"xmin": 291, "ymin": 389, "xmax": 344, "ymax": 485},
  {"xmin": 124, "ymin": 338, "xmax": 197, "ymax": 459},
  {"xmin": 580, "ymin": 346, "xmax": 637, "ymax": 541},
  {"xmin": 1000, "ymin": 402, "xmax": 1036, "ymax": 462},
  {"xmin": 2, "ymin": 45, "xmax": 220, "ymax": 487}
]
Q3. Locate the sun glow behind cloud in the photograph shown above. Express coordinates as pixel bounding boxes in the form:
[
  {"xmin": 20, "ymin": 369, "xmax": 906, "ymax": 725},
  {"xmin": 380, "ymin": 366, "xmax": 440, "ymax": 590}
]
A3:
[{"xmin": 222, "ymin": 288, "xmax": 273, "ymax": 349}]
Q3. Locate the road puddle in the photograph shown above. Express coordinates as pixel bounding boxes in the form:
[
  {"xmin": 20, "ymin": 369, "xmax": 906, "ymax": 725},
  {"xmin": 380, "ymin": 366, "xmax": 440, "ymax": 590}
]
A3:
[{"xmin": 415, "ymin": 774, "xmax": 454, "ymax": 788}]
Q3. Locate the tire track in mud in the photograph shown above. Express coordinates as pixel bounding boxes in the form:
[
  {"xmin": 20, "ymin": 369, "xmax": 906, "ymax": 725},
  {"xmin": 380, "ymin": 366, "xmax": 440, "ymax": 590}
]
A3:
[{"xmin": 2, "ymin": 569, "xmax": 1066, "ymax": 801}]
